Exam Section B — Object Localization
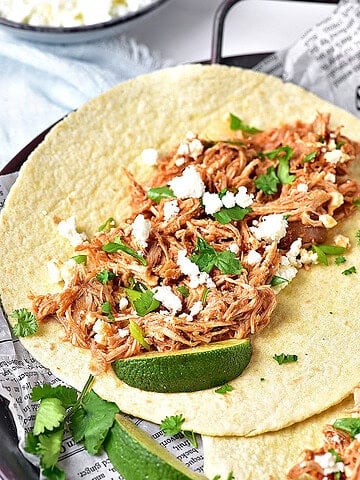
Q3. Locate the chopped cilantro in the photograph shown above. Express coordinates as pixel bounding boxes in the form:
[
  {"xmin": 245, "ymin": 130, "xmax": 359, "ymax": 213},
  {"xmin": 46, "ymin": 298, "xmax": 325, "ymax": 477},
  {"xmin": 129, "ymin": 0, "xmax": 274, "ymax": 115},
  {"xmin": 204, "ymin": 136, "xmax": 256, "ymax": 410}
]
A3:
[
  {"xmin": 96, "ymin": 269, "xmax": 116, "ymax": 284},
  {"xmin": 218, "ymin": 188, "xmax": 229, "ymax": 199},
  {"xmin": 336, "ymin": 140, "xmax": 345, "ymax": 149},
  {"xmin": 213, "ymin": 205, "xmax": 252, "ymax": 224},
  {"xmin": 333, "ymin": 417, "xmax": 360, "ymax": 438},
  {"xmin": 71, "ymin": 254, "xmax": 87, "ymax": 264},
  {"xmin": 37, "ymin": 428, "xmax": 64, "ymax": 470},
  {"xmin": 335, "ymin": 256, "xmax": 346, "ymax": 265},
  {"xmin": 215, "ymin": 384, "xmax": 234, "ymax": 394},
  {"xmin": 201, "ymin": 287, "xmax": 210, "ymax": 305},
  {"xmin": 229, "ymin": 113, "xmax": 262, "ymax": 134},
  {"xmin": 342, "ymin": 266, "xmax": 356, "ymax": 275},
  {"xmin": 265, "ymin": 145, "xmax": 293, "ymax": 163},
  {"xmin": 160, "ymin": 414, "xmax": 185, "ymax": 436},
  {"xmin": 98, "ymin": 217, "xmax": 116, "ymax": 232},
  {"xmin": 31, "ymin": 385, "xmax": 77, "ymax": 409},
  {"xmin": 328, "ymin": 448, "xmax": 342, "ymax": 463},
  {"xmin": 177, "ymin": 285, "xmax": 190, "ymax": 297},
  {"xmin": 101, "ymin": 301, "xmax": 114, "ymax": 320},
  {"xmin": 303, "ymin": 151, "xmax": 317, "ymax": 163},
  {"xmin": 128, "ymin": 319, "xmax": 150, "ymax": 350},
  {"xmin": 254, "ymin": 166, "xmax": 280, "ymax": 194},
  {"xmin": 183, "ymin": 430, "xmax": 198, "ymax": 448},
  {"xmin": 33, "ymin": 398, "xmax": 66, "ymax": 436},
  {"xmin": 102, "ymin": 237, "xmax": 147, "ymax": 266},
  {"xmin": 125, "ymin": 288, "xmax": 160, "ymax": 317},
  {"xmin": 270, "ymin": 276, "xmax": 288, "ymax": 287},
  {"xmin": 353, "ymin": 197, "xmax": 360, "ymax": 208},
  {"xmin": 311, "ymin": 244, "xmax": 346, "ymax": 266},
  {"xmin": 273, "ymin": 353, "xmax": 298, "ymax": 365},
  {"xmin": 147, "ymin": 186, "xmax": 175, "ymax": 203},
  {"xmin": 11, "ymin": 308, "xmax": 38, "ymax": 337},
  {"xmin": 190, "ymin": 237, "xmax": 242, "ymax": 275},
  {"xmin": 260, "ymin": 377, "xmax": 265, "ymax": 382},
  {"xmin": 277, "ymin": 156, "xmax": 296, "ymax": 185},
  {"xmin": 356, "ymin": 229, "xmax": 360, "ymax": 246}
]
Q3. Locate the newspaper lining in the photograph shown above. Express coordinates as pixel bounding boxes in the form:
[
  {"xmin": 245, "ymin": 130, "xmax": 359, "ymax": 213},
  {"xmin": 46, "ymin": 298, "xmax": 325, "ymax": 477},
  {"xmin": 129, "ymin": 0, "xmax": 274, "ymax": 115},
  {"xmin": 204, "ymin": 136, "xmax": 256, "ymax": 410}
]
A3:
[{"xmin": 1, "ymin": 0, "xmax": 360, "ymax": 477}]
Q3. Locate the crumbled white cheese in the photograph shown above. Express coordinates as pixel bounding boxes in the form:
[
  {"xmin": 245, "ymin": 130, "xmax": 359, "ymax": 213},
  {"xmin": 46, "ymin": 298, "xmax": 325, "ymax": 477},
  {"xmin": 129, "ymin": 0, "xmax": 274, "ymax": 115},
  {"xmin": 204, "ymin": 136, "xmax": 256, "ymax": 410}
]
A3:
[
  {"xmin": 177, "ymin": 249, "xmax": 215, "ymax": 289},
  {"xmin": 176, "ymin": 131, "xmax": 204, "ymax": 160},
  {"xmin": 92, "ymin": 319, "xmax": 111, "ymax": 346},
  {"xmin": 319, "ymin": 214, "xmax": 337, "ymax": 229},
  {"xmin": 221, "ymin": 191, "xmax": 236, "ymax": 209},
  {"xmin": 202, "ymin": 192, "xmax": 223, "ymax": 215},
  {"xmin": 175, "ymin": 157, "xmax": 185, "ymax": 167},
  {"xmin": 286, "ymin": 238, "xmax": 302, "ymax": 267},
  {"xmin": 300, "ymin": 248, "xmax": 318, "ymax": 265},
  {"xmin": 324, "ymin": 150, "xmax": 349, "ymax": 164},
  {"xmin": 327, "ymin": 138, "xmax": 337, "ymax": 151},
  {"xmin": 131, "ymin": 214, "xmax": 151, "ymax": 248},
  {"xmin": 189, "ymin": 301, "xmax": 203, "ymax": 318},
  {"xmin": 250, "ymin": 214, "xmax": 288, "ymax": 243},
  {"xmin": 247, "ymin": 249, "xmax": 262, "ymax": 265},
  {"xmin": 228, "ymin": 243, "xmax": 240, "ymax": 254},
  {"xmin": 57, "ymin": 216, "xmax": 87, "ymax": 246},
  {"xmin": 117, "ymin": 328, "xmax": 129, "ymax": 338},
  {"xmin": 0, "ymin": 0, "xmax": 158, "ymax": 27},
  {"xmin": 234, "ymin": 186, "xmax": 254, "ymax": 208},
  {"xmin": 47, "ymin": 259, "xmax": 62, "ymax": 284},
  {"xmin": 153, "ymin": 286, "xmax": 182, "ymax": 315},
  {"xmin": 84, "ymin": 312, "xmax": 97, "ymax": 327},
  {"xmin": 60, "ymin": 258, "xmax": 77, "ymax": 285},
  {"xmin": 168, "ymin": 166, "xmax": 205, "ymax": 199},
  {"xmin": 296, "ymin": 183, "xmax": 308, "ymax": 193},
  {"xmin": 334, "ymin": 234, "xmax": 350, "ymax": 249},
  {"xmin": 163, "ymin": 200, "xmax": 180, "ymax": 221},
  {"xmin": 328, "ymin": 191, "xmax": 344, "ymax": 214},
  {"xmin": 314, "ymin": 452, "xmax": 344, "ymax": 476},
  {"xmin": 324, "ymin": 172, "xmax": 336, "ymax": 183},
  {"xmin": 119, "ymin": 297, "xmax": 129, "ymax": 311},
  {"xmin": 141, "ymin": 148, "xmax": 158, "ymax": 166}
]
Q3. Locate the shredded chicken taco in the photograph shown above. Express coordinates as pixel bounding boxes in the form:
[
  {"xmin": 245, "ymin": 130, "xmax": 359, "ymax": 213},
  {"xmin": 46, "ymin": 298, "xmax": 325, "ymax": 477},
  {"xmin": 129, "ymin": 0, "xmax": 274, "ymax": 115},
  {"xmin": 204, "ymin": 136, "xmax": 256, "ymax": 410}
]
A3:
[{"xmin": 1, "ymin": 64, "xmax": 360, "ymax": 437}]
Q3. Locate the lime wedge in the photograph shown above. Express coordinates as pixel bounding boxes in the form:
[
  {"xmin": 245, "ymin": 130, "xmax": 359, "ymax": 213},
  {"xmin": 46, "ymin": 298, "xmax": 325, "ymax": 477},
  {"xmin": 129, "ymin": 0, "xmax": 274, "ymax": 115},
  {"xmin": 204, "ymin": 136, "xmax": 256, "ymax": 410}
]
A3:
[
  {"xmin": 104, "ymin": 413, "xmax": 205, "ymax": 480},
  {"xmin": 112, "ymin": 338, "xmax": 251, "ymax": 392}
]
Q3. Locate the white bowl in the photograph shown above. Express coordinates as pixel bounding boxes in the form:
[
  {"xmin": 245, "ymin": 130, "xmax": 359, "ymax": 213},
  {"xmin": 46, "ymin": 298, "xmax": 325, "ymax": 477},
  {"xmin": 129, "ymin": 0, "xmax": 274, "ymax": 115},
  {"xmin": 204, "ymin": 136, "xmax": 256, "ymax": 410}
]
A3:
[{"xmin": 0, "ymin": 0, "xmax": 171, "ymax": 43}]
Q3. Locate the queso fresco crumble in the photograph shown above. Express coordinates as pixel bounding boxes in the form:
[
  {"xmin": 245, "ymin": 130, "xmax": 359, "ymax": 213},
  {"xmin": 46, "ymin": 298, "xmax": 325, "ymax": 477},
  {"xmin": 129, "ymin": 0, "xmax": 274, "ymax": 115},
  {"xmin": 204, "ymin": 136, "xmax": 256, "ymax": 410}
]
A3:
[{"xmin": 0, "ymin": 0, "xmax": 156, "ymax": 27}]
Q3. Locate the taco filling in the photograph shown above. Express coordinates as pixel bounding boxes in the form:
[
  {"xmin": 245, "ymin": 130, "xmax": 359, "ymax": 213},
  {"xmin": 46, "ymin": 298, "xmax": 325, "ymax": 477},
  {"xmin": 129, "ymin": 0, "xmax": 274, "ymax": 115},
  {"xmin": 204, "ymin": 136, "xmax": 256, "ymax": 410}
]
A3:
[{"xmin": 28, "ymin": 112, "xmax": 360, "ymax": 374}]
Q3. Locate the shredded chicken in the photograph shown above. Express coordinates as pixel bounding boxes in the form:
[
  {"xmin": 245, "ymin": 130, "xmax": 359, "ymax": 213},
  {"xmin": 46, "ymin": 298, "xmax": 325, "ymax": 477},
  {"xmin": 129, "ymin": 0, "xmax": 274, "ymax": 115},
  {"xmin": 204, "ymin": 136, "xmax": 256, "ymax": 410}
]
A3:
[
  {"xmin": 287, "ymin": 388, "xmax": 360, "ymax": 480},
  {"xmin": 31, "ymin": 113, "xmax": 360, "ymax": 372}
]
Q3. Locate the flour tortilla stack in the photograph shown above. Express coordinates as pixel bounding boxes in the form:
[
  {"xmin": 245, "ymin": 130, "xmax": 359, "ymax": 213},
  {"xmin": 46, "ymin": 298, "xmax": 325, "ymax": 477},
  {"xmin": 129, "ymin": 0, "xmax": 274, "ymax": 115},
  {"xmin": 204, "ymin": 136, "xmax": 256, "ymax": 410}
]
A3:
[{"xmin": 0, "ymin": 64, "xmax": 359, "ymax": 438}]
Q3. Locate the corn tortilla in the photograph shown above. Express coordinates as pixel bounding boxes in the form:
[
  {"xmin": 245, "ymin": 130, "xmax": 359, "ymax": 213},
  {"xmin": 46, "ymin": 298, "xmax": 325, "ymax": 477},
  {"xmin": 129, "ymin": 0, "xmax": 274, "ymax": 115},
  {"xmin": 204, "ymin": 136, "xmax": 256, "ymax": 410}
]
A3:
[{"xmin": 0, "ymin": 64, "xmax": 359, "ymax": 436}]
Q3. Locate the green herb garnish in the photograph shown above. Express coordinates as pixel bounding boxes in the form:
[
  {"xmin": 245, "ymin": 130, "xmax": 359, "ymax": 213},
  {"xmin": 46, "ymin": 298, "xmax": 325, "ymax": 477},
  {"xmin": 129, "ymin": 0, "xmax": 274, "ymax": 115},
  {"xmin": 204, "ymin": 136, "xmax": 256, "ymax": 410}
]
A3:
[
  {"xmin": 183, "ymin": 430, "xmax": 198, "ymax": 448},
  {"xmin": 101, "ymin": 301, "xmax": 114, "ymax": 320},
  {"xmin": 147, "ymin": 186, "xmax": 175, "ymax": 204},
  {"xmin": 11, "ymin": 308, "xmax": 38, "ymax": 337},
  {"xmin": 335, "ymin": 256, "xmax": 346, "ymax": 265},
  {"xmin": 215, "ymin": 384, "xmax": 234, "ymax": 395},
  {"xmin": 98, "ymin": 217, "xmax": 116, "ymax": 232},
  {"xmin": 353, "ymin": 197, "xmax": 360, "ymax": 208},
  {"xmin": 213, "ymin": 205, "xmax": 252, "ymax": 225},
  {"xmin": 229, "ymin": 113, "xmax": 262, "ymax": 134},
  {"xmin": 125, "ymin": 288, "xmax": 160, "ymax": 317},
  {"xmin": 273, "ymin": 353, "xmax": 298, "ymax": 365},
  {"xmin": 96, "ymin": 269, "xmax": 116, "ymax": 284},
  {"xmin": 190, "ymin": 237, "xmax": 242, "ymax": 275},
  {"xmin": 311, "ymin": 244, "xmax": 346, "ymax": 266},
  {"xmin": 270, "ymin": 276, "xmax": 288, "ymax": 286},
  {"xmin": 255, "ymin": 146, "xmax": 295, "ymax": 193},
  {"xmin": 177, "ymin": 285, "xmax": 190, "ymax": 297},
  {"xmin": 102, "ymin": 237, "xmax": 147, "ymax": 266},
  {"xmin": 71, "ymin": 254, "xmax": 87, "ymax": 264},
  {"xmin": 201, "ymin": 287, "xmax": 210, "ymax": 305},
  {"xmin": 128, "ymin": 319, "xmax": 150, "ymax": 350},
  {"xmin": 254, "ymin": 166, "xmax": 280, "ymax": 194},
  {"xmin": 342, "ymin": 266, "xmax": 356, "ymax": 275},
  {"xmin": 160, "ymin": 414, "xmax": 185, "ymax": 436},
  {"xmin": 333, "ymin": 417, "xmax": 360, "ymax": 438},
  {"xmin": 303, "ymin": 151, "xmax": 317, "ymax": 163},
  {"xmin": 356, "ymin": 229, "xmax": 360, "ymax": 246}
]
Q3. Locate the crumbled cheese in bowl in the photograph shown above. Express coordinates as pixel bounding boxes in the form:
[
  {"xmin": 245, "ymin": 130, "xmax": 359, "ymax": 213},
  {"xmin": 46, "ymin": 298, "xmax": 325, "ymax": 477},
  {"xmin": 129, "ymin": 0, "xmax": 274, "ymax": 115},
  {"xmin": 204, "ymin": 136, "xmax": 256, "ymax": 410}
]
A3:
[{"xmin": 0, "ymin": 0, "xmax": 157, "ymax": 27}]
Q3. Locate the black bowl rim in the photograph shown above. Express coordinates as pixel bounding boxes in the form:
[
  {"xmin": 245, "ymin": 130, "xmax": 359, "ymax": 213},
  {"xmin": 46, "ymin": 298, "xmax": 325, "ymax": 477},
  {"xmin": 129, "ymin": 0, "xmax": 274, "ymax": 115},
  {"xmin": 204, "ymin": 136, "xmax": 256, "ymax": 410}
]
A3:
[{"xmin": 0, "ymin": 0, "xmax": 170, "ymax": 34}]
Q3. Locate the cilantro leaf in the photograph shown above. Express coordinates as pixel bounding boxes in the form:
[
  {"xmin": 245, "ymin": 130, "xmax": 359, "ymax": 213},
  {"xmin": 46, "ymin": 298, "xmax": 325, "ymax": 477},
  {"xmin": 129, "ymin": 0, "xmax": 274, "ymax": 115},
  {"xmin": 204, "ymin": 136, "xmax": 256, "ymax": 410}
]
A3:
[
  {"xmin": 277, "ymin": 156, "xmax": 295, "ymax": 185},
  {"xmin": 42, "ymin": 465, "xmax": 66, "ymax": 480},
  {"xmin": 303, "ymin": 151, "xmax": 317, "ymax": 163},
  {"xmin": 183, "ymin": 430, "xmax": 198, "ymax": 448},
  {"xmin": 98, "ymin": 217, "xmax": 116, "ymax": 232},
  {"xmin": 265, "ymin": 145, "xmax": 293, "ymax": 162},
  {"xmin": 102, "ymin": 237, "xmax": 147, "ymax": 266},
  {"xmin": 314, "ymin": 244, "xmax": 346, "ymax": 255},
  {"xmin": 254, "ymin": 166, "xmax": 280, "ymax": 194},
  {"xmin": 177, "ymin": 285, "xmax": 190, "ymax": 297},
  {"xmin": 31, "ymin": 385, "xmax": 77, "ymax": 409},
  {"xmin": 38, "ymin": 428, "xmax": 64, "ymax": 469},
  {"xmin": 229, "ymin": 113, "xmax": 262, "ymax": 134},
  {"xmin": 215, "ymin": 384, "xmax": 234, "ymax": 394},
  {"xmin": 311, "ymin": 245, "xmax": 328, "ymax": 265},
  {"xmin": 70, "ymin": 390, "xmax": 119, "ymax": 455},
  {"xmin": 147, "ymin": 186, "xmax": 175, "ymax": 203},
  {"xmin": 33, "ymin": 398, "xmax": 66, "ymax": 435},
  {"xmin": 356, "ymin": 229, "xmax": 360, "ymax": 246},
  {"xmin": 201, "ymin": 287, "xmax": 209, "ymax": 305},
  {"xmin": 335, "ymin": 256, "xmax": 346, "ymax": 265},
  {"xmin": 124, "ymin": 288, "xmax": 160, "ymax": 317},
  {"xmin": 270, "ymin": 276, "xmax": 288, "ymax": 286},
  {"xmin": 273, "ymin": 353, "xmax": 298, "ymax": 365},
  {"xmin": 96, "ymin": 269, "xmax": 116, "ymax": 284},
  {"xmin": 342, "ymin": 266, "xmax": 356, "ymax": 275},
  {"xmin": 333, "ymin": 417, "xmax": 360, "ymax": 438},
  {"xmin": 101, "ymin": 301, "xmax": 114, "ymax": 320},
  {"xmin": 71, "ymin": 254, "xmax": 87, "ymax": 265},
  {"xmin": 11, "ymin": 308, "xmax": 38, "ymax": 337},
  {"xmin": 160, "ymin": 414, "xmax": 185, "ymax": 436},
  {"xmin": 213, "ymin": 206, "xmax": 252, "ymax": 224},
  {"xmin": 190, "ymin": 237, "xmax": 242, "ymax": 275},
  {"xmin": 129, "ymin": 319, "xmax": 151, "ymax": 350},
  {"xmin": 25, "ymin": 431, "xmax": 39, "ymax": 454}
]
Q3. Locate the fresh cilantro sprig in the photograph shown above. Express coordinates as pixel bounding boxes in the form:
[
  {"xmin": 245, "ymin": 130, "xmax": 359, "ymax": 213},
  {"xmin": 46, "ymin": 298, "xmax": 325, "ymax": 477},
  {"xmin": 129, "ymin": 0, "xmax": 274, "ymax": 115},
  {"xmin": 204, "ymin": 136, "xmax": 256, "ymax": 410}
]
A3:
[
  {"xmin": 270, "ymin": 276, "xmax": 288, "ymax": 287},
  {"xmin": 311, "ymin": 244, "xmax": 346, "ymax": 266},
  {"xmin": 215, "ymin": 384, "xmax": 234, "ymax": 395},
  {"xmin": 102, "ymin": 236, "xmax": 147, "ymax": 266},
  {"xmin": 255, "ymin": 146, "xmax": 295, "ymax": 194},
  {"xmin": 147, "ymin": 186, "xmax": 175, "ymax": 203},
  {"xmin": 160, "ymin": 414, "xmax": 198, "ymax": 448},
  {"xmin": 10, "ymin": 308, "xmax": 38, "ymax": 337},
  {"xmin": 177, "ymin": 285, "xmax": 190, "ymax": 297},
  {"xmin": 229, "ymin": 113, "xmax": 262, "ymax": 134},
  {"xmin": 303, "ymin": 151, "xmax": 318, "ymax": 163},
  {"xmin": 213, "ymin": 206, "xmax": 252, "ymax": 225},
  {"xmin": 71, "ymin": 254, "xmax": 87, "ymax": 265},
  {"xmin": 273, "ymin": 353, "xmax": 298, "ymax": 365},
  {"xmin": 101, "ymin": 301, "xmax": 115, "ymax": 320},
  {"xmin": 125, "ymin": 288, "xmax": 160, "ymax": 317},
  {"xmin": 98, "ymin": 217, "xmax": 116, "ymax": 232},
  {"xmin": 96, "ymin": 269, "xmax": 116, "ymax": 284},
  {"xmin": 333, "ymin": 417, "xmax": 360, "ymax": 438},
  {"xmin": 25, "ymin": 376, "xmax": 120, "ymax": 480},
  {"xmin": 254, "ymin": 166, "xmax": 280, "ymax": 194},
  {"xmin": 128, "ymin": 319, "xmax": 151, "ymax": 350},
  {"xmin": 335, "ymin": 256, "xmax": 346, "ymax": 265},
  {"xmin": 190, "ymin": 237, "xmax": 242, "ymax": 275},
  {"xmin": 342, "ymin": 266, "xmax": 356, "ymax": 275}
]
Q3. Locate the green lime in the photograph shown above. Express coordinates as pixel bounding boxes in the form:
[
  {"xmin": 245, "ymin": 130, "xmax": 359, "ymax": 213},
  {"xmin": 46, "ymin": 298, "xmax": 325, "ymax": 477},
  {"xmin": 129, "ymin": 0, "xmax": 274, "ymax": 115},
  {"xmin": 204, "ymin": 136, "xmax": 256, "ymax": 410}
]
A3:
[
  {"xmin": 104, "ymin": 413, "xmax": 205, "ymax": 480},
  {"xmin": 112, "ymin": 338, "xmax": 251, "ymax": 392}
]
